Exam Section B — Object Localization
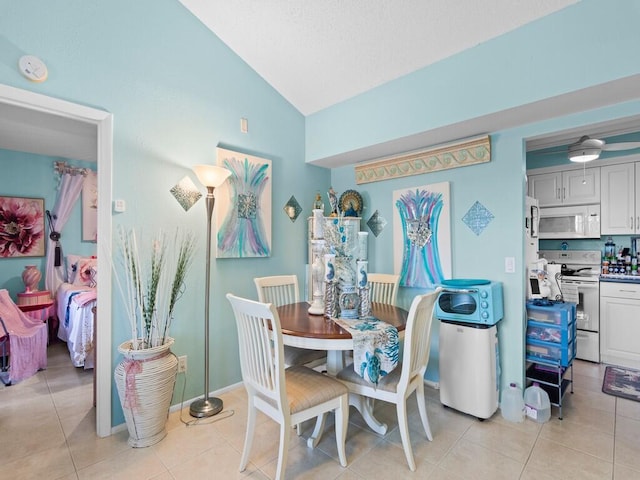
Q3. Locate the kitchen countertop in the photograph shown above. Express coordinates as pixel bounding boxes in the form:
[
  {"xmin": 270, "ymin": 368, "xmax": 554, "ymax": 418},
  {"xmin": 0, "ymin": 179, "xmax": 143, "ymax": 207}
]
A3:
[{"xmin": 600, "ymin": 274, "xmax": 640, "ymax": 284}]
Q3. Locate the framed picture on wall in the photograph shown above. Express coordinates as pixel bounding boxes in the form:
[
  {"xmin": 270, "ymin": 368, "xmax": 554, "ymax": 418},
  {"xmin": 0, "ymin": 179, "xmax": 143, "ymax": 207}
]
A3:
[
  {"xmin": 82, "ymin": 170, "xmax": 98, "ymax": 241},
  {"xmin": 0, "ymin": 195, "xmax": 46, "ymax": 257},
  {"xmin": 215, "ymin": 147, "xmax": 272, "ymax": 258},
  {"xmin": 392, "ymin": 182, "xmax": 451, "ymax": 288}
]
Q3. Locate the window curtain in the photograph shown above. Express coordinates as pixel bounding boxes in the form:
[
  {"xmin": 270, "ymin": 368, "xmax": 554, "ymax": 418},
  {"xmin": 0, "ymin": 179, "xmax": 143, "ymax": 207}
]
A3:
[{"xmin": 45, "ymin": 173, "xmax": 85, "ymax": 294}]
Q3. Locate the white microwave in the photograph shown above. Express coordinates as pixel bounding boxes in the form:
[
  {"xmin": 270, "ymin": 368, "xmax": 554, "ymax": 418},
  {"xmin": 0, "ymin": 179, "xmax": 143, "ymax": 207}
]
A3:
[{"xmin": 538, "ymin": 204, "xmax": 600, "ymax": 239}]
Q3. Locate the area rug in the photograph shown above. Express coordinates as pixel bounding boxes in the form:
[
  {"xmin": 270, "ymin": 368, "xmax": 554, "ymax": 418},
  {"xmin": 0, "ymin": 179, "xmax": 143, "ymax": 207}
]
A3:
[{"xmin": 602, "ymin": 366, "xmax": 640, "ymax": 402}]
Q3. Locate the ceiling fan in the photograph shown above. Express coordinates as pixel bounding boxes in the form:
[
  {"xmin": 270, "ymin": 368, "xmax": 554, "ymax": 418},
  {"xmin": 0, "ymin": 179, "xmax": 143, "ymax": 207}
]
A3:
[{"xmin": 568, "ymin": 135, "xmax": 640, "ymax": 163}]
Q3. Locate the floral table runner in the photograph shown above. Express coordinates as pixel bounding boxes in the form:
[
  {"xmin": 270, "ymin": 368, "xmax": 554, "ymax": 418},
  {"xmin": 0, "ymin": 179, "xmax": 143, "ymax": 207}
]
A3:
[{"xmin": 333, "ymin": 316, "xmax": 399, "ymax": 385}]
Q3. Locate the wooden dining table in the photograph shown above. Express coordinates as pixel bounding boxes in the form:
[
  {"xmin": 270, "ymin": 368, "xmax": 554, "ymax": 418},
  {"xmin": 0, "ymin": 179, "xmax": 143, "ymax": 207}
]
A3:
[{"xmin": 276, "ymin": 301, "xmax": 409, "ymax": 437}]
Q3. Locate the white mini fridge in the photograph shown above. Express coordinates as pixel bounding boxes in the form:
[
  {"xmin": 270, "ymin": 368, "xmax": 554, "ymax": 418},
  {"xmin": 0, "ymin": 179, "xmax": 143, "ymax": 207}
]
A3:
[{"xmin": 439, "ymin": 320, "xmax": 499, "ymax": 419}]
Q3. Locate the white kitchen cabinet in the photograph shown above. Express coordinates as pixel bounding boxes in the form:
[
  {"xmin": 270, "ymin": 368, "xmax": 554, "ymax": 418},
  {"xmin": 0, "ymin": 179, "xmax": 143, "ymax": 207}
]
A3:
[
  {"xmin": 528, "ymin": 168, "xmax": 600, "ymax": 207},
  {"xmin": 600, "ymin": 282, "xmax": 640, "ymax": 369},
  {"xmin": 600, "ymin": 162, "xmax": 640, "ymax": 234}
]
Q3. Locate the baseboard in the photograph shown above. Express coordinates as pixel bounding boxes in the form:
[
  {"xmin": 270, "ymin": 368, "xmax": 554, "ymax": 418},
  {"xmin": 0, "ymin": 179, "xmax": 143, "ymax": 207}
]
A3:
[
  {"xmin": 424, "ymin": 378, "xmax": 439, "ymax": 390},
  {"xmin": 111, "ymin": 378, "xmax": 245, "ymax": 435}
]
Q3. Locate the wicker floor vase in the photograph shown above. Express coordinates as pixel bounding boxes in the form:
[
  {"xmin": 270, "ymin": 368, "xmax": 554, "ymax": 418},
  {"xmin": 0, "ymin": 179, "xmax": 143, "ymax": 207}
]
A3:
[{"xmin": 115, "ymin": 338, "xmax": 178, "ymax": 447}]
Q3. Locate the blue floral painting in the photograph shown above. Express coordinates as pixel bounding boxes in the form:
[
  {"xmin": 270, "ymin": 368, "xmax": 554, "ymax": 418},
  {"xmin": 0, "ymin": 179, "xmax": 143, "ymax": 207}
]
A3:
[
  {"xmin": 216, "ymin": 148, "xmax": 272, "ymax": 258},
  {"xmin": 393, "ymin": 182, "xmax": 451, "ymax": 288}
]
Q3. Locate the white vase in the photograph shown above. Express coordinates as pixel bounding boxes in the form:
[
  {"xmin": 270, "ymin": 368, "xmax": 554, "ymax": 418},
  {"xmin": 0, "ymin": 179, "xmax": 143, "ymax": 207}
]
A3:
[{"xmin": 114, "ymin": 338, "xmax": 178, "ymax": 447}]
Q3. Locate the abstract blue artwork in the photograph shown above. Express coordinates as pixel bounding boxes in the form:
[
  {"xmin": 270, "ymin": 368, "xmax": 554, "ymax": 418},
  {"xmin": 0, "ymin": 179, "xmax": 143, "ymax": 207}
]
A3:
[
  {"xmin": 462, "ymin": 201, "xmax": 494, "ymax": 236},
  {"xmin": 216, "ymin": 148, "xmax": 272, "ymax": 258},
  {"xmin": 393, "ymin": 182, "xmax": 451, "ymax": 288}
]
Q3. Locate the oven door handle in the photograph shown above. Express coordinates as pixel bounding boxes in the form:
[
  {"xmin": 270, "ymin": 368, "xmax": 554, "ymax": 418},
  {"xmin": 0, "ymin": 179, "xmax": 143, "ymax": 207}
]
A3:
[
  {"xmin": 441, "ymin": 288, "xmax": 478, "ymax": 294},
  {"xmin": 561, "ymin": 281, "xmax": 599, "ymax": 289}
]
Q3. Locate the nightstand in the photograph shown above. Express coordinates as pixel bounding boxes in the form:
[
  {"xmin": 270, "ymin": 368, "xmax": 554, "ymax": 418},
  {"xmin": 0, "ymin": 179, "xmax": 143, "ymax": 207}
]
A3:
[{"xmin": 17, "ymin": 292, "xmax": 56, "ymax": 343}]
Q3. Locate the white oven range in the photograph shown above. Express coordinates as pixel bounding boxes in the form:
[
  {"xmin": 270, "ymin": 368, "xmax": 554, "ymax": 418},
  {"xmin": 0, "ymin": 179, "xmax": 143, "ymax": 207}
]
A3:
[{"xmin": 539, "ymin": 250, "xmax": 601, "ymax": 363}]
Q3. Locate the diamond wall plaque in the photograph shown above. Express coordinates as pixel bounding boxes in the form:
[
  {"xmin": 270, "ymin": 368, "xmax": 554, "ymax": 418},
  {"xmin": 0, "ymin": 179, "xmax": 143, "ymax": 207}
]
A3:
[
  {"xmin": 367, "ymin": 210, "xmax": 387, "ymax": 237},
  {"xmin": 283, "ymin": 195, "xmax": 302, "ymax": 222},
  {"xmin": 170, "ymin": 176, "xmax": 202, "ymax": 211},
  {"xmin": 462, "ymin": 201, "xmax": 494, "ymax": 236}
]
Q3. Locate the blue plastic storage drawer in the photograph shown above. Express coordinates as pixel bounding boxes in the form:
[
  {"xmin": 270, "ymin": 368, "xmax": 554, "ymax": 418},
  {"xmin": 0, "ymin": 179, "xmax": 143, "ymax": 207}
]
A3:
[
  {"xmin": 526, "ymin": 338, "xmax": 576, "ymax": 366},
  {"xmin": 526, "ymin": 302, "xmax": 576, "ymax": 326},
  {"xmin": 526, "ymin": 319, "xmax": 575, "ymax": 345}
]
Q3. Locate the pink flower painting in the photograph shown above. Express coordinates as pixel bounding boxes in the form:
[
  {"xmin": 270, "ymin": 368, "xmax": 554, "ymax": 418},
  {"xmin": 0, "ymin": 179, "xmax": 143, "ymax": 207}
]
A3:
[{"xmin": 0, "ymin": 196, "xmax": 45, "ymax": 258}]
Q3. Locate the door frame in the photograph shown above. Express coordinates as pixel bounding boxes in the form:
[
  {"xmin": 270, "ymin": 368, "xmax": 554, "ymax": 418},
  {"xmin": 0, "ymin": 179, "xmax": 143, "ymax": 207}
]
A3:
[{"xmin": 0, "ymin": 84, "xmax": 113, "ymax": 437}]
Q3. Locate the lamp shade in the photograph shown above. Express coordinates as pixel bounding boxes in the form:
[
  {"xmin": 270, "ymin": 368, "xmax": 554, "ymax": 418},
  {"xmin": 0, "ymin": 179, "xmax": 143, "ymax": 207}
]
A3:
[
  {"xmin": 193, "ymin": 165, "xmax": 231, "ymax": 187},
  {"xmin": 568, "ymin": 148, "xmax": 600, "ymax": 163}
]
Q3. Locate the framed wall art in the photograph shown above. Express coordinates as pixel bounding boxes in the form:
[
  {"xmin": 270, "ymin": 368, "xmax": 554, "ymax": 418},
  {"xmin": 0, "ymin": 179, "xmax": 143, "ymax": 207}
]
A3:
[
  {"xmin": 216, "ymin": 147, "xmax": 272, "ymax": 258},
  {"xmin": 82, "ymin": 169, "xmax": 98, "ymax": 241},
  {"xmin": 392, "ymin": 182, "xmax": 451, "ymax": 288},
  {"xmin": 0, "ymin": 195, "xmax": 46, "ymax": 258}
]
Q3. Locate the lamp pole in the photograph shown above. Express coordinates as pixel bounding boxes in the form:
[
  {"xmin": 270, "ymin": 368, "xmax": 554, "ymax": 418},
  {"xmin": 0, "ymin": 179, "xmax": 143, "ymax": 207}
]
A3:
[{"xmin": 190, "ymin": 165, "xmax": 231, "ymax": 418}]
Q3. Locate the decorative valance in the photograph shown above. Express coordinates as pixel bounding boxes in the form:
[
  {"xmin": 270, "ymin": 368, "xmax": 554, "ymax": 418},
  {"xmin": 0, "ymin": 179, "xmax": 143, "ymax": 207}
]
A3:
[
  {"xmin": 354, "ymin": 135, "xmax": 491, "ymax": 185},
  {"xmin": 54, "ymin": 161, "xmax": 88, "ymax": 177}
]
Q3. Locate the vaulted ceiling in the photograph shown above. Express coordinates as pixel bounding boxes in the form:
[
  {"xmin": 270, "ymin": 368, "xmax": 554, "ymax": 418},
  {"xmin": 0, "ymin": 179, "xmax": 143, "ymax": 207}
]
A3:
[{"xmin": 179, "ymin": 0, "xmax": 579, "ymax": 115}]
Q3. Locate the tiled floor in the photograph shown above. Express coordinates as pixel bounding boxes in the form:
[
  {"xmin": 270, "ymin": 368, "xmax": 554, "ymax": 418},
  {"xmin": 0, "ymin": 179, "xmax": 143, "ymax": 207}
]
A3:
[{"xmin": 2, "ymin": 342, "xmax": 640, "ymax": 479}]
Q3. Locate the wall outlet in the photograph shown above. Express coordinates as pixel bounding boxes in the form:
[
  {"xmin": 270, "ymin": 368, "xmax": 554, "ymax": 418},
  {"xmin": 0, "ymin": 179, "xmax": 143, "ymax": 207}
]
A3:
[{"xmin": 178, "ymin": 355, "xmax": 187, "ymax": 373}]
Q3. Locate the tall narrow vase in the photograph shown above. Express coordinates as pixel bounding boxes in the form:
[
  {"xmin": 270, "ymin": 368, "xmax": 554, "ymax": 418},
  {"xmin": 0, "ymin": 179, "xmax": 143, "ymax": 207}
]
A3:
[{"xmin": 114, "ymin": 338, "xmax": 178, "ymax": 447}]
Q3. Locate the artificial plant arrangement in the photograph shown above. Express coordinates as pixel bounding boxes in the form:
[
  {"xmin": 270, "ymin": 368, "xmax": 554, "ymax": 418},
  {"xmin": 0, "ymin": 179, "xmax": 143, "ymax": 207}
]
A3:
[{"xmin": 115, "ymin": 226, "xmax": 196, "ymax": 349}]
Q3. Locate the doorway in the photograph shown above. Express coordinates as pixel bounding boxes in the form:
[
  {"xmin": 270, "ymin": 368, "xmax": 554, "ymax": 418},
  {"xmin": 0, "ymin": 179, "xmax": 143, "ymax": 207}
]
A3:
[{"xmin": 0, "ymin": 84, "xmax": 113, "ymax": 437}]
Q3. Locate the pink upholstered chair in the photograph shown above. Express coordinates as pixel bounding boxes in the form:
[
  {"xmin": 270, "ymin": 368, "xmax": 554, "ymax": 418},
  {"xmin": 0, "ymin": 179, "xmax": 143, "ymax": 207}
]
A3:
[{"xmin": 0, "ymin": 289, "xmax": 48, "ymax": 385}]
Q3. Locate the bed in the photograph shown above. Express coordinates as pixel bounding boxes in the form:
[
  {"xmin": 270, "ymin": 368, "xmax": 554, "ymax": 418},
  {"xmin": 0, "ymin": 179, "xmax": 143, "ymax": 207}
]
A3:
[{"xmin": 56, "ymin": 255, "xmax": 97, "ymax": 369}]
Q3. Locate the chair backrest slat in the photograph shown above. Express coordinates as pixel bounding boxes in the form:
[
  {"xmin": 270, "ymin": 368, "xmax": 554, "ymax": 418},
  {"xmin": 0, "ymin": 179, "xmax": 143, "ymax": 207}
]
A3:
[
  {"xmin": 254, "ymin": 275, "xmax": 299, "ymax": 306},
  {"xmin": 368, "ymin": 273, "xmax": 400, "ymax": 305},
  {"xmin": 227, "ymin": 294, "xmax": 287, "ymax": 409}
]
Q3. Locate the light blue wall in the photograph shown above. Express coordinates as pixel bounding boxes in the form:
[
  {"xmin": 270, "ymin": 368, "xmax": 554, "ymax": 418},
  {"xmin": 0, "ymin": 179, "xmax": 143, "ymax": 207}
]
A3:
[
  {"xmin": 1, "ymin": 0, "xmax": 329, "ymax": 427},
  {"xmin": 0, "ymin": 149, "xmax": 96, "ymax": 296},
  {"xmin": 313, "ymin": 0, "xmax": 640, "ymax": 394}
]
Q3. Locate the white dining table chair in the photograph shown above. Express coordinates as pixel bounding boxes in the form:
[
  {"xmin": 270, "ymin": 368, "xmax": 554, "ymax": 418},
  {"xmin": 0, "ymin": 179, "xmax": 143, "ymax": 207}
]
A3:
[
  {"xmin": 336, "ymin": 288, "xmax": 440, "ymax": 471},
  {"xmin": 226, "ymin": 293, "xmax": 349, "ymax": 480}
]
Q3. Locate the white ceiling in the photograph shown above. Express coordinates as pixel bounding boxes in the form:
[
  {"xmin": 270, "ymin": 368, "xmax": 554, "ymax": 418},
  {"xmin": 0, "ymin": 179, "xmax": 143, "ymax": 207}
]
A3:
[{"xmin": 179, "ymin": 0, "xmax": 579, "ymax": 116}]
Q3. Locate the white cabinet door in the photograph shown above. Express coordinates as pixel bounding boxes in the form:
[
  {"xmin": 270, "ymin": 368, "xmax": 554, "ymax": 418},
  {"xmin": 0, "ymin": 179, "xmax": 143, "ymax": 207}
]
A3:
[
  {"xmin": 600, "ymin": 283, "xmax": 640, "ymax": 369},
  {"xmin": 601, "ymin": 163, "xmax": 636, "ymax": 234},
  {"xmin": 528, "ymin": 168, "xmax": 599, "ymax": 207},
  {"xmin": 528, "ymin": 172, "xmax": 562, "ymax": 206},
  {"xmin": 563, "ymin": 168, "xmax": 600, "ymax": 206},
  {"xmin": 636, "ymin": 164, "xmax": 640, "ymax": 233}
]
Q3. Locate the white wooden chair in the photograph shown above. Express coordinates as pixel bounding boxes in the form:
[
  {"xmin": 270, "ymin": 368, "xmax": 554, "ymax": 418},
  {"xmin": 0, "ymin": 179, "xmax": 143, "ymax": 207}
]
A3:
[
  {"xmin": 226, "ymin": 293, "xmax": 349, "ymax": 480},
  {"xmin": 368, "ymin": 273, "xmax": 400, "ymax": 305},
  {"xmin": 336, "ymin": 288, "xmax": 441, "ymax": 471},
  {"xmin": 254, "ymin": 275, "xmax": 326, "ymax": 367}
]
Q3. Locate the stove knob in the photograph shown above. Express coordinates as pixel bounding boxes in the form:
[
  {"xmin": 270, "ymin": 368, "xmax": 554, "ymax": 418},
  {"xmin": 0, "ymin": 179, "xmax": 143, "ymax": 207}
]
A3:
[
  {"xmin": 481, "ymin": 311, "xmax": 489, "ymax": 319},
  {"xmin": 480, "ymin": 290, "xmax": 488, "ymax": 299},
  {"xmin": 481, "ymin": 301, "xmax": 489, "ymax": 309}
]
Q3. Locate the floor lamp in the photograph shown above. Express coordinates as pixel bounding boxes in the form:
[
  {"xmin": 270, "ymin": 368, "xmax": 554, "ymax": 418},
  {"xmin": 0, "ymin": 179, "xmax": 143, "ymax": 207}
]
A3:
[{"xmin": 190, "ymin": 164, "xmax": 231, "ymax": 418}]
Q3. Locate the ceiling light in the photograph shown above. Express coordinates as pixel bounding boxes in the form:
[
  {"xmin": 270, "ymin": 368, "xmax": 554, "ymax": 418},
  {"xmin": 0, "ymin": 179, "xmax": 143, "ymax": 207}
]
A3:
[{"xmin": 568, "ymin": 148, "xmax": 600, "ymax": 163}]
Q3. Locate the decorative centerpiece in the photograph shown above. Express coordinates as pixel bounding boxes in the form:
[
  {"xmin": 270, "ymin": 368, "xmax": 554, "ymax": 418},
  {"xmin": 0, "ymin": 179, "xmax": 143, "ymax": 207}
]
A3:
[
  {"xmin": 113, "ymin": 227, "xmax": 195, "ymax": 447},
  {"xmin": 322, "ymin": 214, "xmax": 359, "ymax": 318}
]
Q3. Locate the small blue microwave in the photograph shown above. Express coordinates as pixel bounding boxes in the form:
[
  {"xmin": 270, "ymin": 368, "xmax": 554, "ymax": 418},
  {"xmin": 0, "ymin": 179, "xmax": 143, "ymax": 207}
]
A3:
[{"xmin": 435, "ymin": 280, "xmax": 504, "ymax": 326}]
